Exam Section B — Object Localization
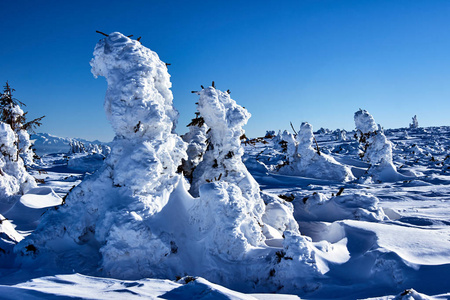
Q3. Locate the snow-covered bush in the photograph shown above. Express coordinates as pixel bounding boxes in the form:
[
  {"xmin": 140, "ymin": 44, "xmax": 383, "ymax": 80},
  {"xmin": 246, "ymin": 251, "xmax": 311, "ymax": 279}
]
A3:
[{"xmin": 277, "ymin": 122, "xmax": 355, "ymax": 182}]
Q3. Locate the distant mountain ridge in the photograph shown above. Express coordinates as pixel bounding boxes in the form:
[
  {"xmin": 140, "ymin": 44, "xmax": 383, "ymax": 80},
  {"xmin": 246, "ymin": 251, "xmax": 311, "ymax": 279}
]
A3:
[{"xmin": 31, "ymin": 133, "xmax": 110, "ymax": 156}]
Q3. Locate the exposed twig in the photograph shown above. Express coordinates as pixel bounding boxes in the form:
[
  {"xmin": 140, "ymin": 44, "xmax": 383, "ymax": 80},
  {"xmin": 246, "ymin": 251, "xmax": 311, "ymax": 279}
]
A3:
[
  {"xmin": 290, "ymin": 122, "xmax": 298, "ymax": 135},
  {"xmin": 336, "ymin": 187, "xmax": 345, "ymax": 196},
  {"xmin": 96, "ymin": 30, "xmax": 109, "ymax": 37},
  {"xmin": 313, "ymin": 136, "xmax": 321, "ymax": 156}
]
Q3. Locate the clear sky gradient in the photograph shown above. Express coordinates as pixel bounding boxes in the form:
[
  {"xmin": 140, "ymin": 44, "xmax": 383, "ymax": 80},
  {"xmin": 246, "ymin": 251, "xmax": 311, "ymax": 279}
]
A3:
[{"xmin": 1, "ymin": 0, "xmax": 449, "ymax": 141}]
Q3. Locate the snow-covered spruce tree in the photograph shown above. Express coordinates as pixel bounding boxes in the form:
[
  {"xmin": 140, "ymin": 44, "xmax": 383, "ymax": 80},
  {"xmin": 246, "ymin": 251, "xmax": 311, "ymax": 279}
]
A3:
[
  {"xmin": 187, "ymin": 87, "xmax": 319, "ymax": 289},
  {"xmin": 179, "ymin": 111, "xmax": 208, "ymax": 181},
  {"xmin": 409, "ymin": 115, "xmax": 419, "ymax": 129},
  {"xmin": 354, "ymin": 109, "xmax": 399, "ymax": 181},
  {"xmin": 188, "ymin": 87, "xmax": 267, "ymax": 255},
  {"xmin": 0, "ymin": 82, "xmax": 44, "ymax": 166},
  {"xmin": 16, "ymin": 32, "xmax": 187, "ymax": 278},
  {"xmin": 277, "ymin": 122, "xmax": 354, "ymax": 182},
  {"xmin": 190, "ymin": 87, "xmax": 262, "ymax": 198},
  {"xmin": 68, "ymin": 140, "xmax": 86, "ymax": 154},
  {"xmin": 0, "ymin": 122, "xmax": 36, "ymax": 203},
  {"xmin": 333, "ymin": 128, "xmax": 347, "ymax": 141}
]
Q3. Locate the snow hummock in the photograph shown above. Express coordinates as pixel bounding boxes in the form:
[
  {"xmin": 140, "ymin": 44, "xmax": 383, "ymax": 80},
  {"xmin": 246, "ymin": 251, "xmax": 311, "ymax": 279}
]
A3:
[
  {"xmin": 277, "ymin": 122, "xmax": 355, "ymax": 182},
  {"xmin": 293, "ymin": 191, "xmax": 388, "ymax": 223}
]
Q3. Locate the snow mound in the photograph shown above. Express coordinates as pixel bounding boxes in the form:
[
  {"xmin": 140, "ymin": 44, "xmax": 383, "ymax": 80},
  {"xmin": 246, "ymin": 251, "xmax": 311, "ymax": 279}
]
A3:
[
  {"xmin": 278, "ymin": 122, "xmax": 355, "ymax": 182},
  {"xmin": 294, "ymin": 191, "xmax": 387, "ymax": 222},
  {"xmin": 393, "ymin": 289, "xmax": 433, "ymax": 300}
]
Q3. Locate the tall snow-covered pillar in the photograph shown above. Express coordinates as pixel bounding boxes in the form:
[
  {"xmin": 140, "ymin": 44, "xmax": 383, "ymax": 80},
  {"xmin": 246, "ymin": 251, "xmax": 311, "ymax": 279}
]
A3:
[{"xmin": 17, "ymin": 32, "xmax": 187, "ymax": 278}]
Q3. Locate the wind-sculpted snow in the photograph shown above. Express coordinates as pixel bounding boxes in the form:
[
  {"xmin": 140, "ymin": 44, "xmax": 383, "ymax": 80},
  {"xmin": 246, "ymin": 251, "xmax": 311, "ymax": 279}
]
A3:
[
  {"xmin": 355, "ymin": 109, "xmax": 378, "ymax": 133},
  {"xmin": 278, "ymin": 122, "xmax": 355, "ymax": 182},
  {"xmin": 90, "ymin": 32, "xmax": 178, "ymax": 138}
]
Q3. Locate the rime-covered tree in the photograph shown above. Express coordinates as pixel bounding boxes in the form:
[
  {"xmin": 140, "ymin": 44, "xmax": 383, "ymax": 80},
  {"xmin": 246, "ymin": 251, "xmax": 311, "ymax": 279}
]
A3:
[
  {"xmin": 409, "ymin": 115, "xmax": 419, "ymax": 129},
  {"xmin": 0, "ymin": 82, "xmax": 44, "ymax": 165},
  {"xmin": 354, "ymin": 109, "xmax": 401, "ymax": 181},
  {"xmin": 277, "ymin": 122, "xmax": 354, "ymax": 181}
]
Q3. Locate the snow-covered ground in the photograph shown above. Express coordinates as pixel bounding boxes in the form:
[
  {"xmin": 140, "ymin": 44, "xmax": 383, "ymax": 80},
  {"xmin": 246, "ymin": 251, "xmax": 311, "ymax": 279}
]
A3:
[
  {"xmin": 1, "ymin": 33, "xmax": 449, "ymax": 299},
  {"xmin": 0, "ymin": 126, "xmax": 449, "ymax": 299}
]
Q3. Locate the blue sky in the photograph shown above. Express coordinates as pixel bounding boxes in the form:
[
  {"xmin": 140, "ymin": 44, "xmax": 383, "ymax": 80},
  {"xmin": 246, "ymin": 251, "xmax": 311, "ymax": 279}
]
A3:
[{"xmin": 1, "ymin": 0, "xmax": 450, "ymax": 141}]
